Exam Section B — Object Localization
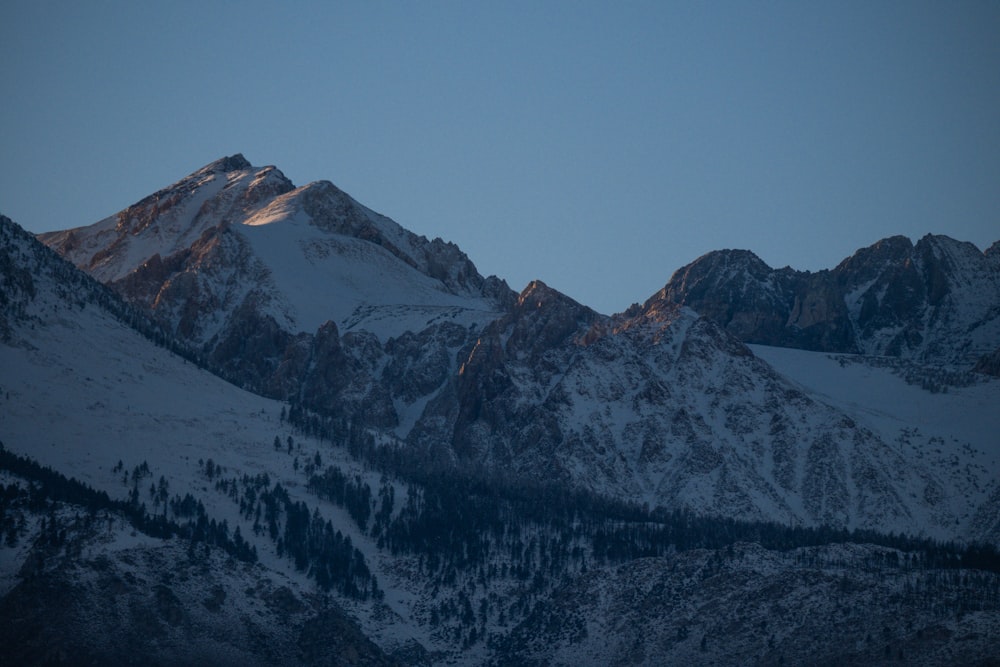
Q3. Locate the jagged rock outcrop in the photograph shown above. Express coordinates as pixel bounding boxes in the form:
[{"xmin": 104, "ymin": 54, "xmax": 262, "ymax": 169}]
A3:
[
  {"xmin": 407, "ymin": 277, "xmax": 987, "ymax": 539},
  {"xmin": 657, "ymin": 234, "xmax": 1000, "ymax": 366}
]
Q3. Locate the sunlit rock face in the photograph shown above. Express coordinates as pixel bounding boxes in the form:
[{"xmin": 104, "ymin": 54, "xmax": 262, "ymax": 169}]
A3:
[
  {"xmin": 655, "ymin": 235, "xmax": 1000, "ymax": 366},
  {"xmin": 38, "ymin": 155, "xmax": 514, "ymax": 428}
]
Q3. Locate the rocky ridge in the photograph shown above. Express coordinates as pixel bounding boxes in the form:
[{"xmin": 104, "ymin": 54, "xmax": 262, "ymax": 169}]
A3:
[
  {"xmin": 655, "ymin": 234, "xmax": 1000, "ymax": 367},
  {"xmin": 409, "ymin": 278, "xmax": 995, "ymax": 541}
]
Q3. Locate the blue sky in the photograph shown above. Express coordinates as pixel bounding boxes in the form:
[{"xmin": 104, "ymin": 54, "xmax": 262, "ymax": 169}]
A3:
[{"xmin": 2, "ymin": 1, "xmax": 998, "ymax": 314}]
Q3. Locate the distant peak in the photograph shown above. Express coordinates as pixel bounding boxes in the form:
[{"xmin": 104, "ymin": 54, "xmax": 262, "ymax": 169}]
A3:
[
  {"xmin": 664, "ymin": 249, "xmax": 773, "ymax": 287},
  {"xmin": 200, "ymin": 154, "xmax": 252, "ymax": 174},
  {"xmin": 522, "ymin": 279, "xmax": 549, "ymax": 293},
  {"xmin": 301, "ymin": 179, "xmax": 341, "ymax": 194},
  {"xmin": 915, "ymin": 233, "xmax": 980, "ymax": 254},
  {"xmin": 874, "ymin": 235, "xmax": 916, "ymax": 257},
  {"xmin": 517, "ymin": 280, "xmax": 556, "ymax": 305},
  {"xmin": 516, "ymin": 280, "xmax": 593, "ymax": 315},
  {"xmin": 710, "ymin": 248, "xmax": 770, "ymax": 269}
]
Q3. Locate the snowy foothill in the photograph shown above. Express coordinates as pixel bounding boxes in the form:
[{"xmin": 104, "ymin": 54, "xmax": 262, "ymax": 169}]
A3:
[{"xmin": 0, "ymin": 278, "xmax": 436, "ymax": 652}]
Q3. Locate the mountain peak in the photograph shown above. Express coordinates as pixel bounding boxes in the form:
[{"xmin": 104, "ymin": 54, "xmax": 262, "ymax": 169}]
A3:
[
  {"xmin": 654, "ymin": 249, "xmax": 774, "ymax": 301},
  {"xmin": 697, "ymin": 248, "xmax": 771, "ymax": 272},
  {"xmin": 200, "ymin": 153, "xmax": 252, "ymax": 174},
  {"xmin": 517, "ymin": 280, "xmax": 557, "ymax": 306},
  {"xmin": 915, "ymin": 233, "xmax": 986, "ymax": 262},
  {"xmin": 517, "ymin": 280, "xmax": 596, "ymax": 318},
  {"xmin": 649, "ymin": 233, "xmax": 1000, "ymax": 365},
  {"xmin": 38, "ymin": 153, "xmax": 511, "ymax": 354},
  {"xmin": 644, "ymin": 248, "xmax": 785, "ymax": 326}
]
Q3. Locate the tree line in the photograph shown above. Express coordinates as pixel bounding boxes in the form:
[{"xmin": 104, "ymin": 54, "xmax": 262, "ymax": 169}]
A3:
[{"xmin": 0, "ymin": 441, "xmax": 256, "ymax": 563}]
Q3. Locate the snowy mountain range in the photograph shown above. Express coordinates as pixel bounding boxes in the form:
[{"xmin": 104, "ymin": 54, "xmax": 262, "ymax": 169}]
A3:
[
  {"xmin": 3, "ymin": 155, "xmax": 1000, "ymax": 664},
  {"xmin": 32, "ymin": 155, "xmax": 1000, "ymax": 544}
]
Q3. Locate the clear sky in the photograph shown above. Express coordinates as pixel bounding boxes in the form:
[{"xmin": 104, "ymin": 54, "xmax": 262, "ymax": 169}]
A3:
[{"xmin": 2, "ymin": 1, "xmax": 998, "ymax": 314}]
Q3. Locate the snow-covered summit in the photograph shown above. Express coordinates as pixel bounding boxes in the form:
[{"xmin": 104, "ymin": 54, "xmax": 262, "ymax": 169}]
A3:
[
  {"xmin": 246, "ymin": 176, "xmax": 489, "ymax": 298},
  {"xmin": 39, "ymin": 155, "xmax": 512, "ymax": 347},
  {"xmin": 40, "ymin": 155, "xmax": 292, "ymax": 283},
  {"xmin": 36, "ymin": 156, "xmax": 514, "ymax": 431}
]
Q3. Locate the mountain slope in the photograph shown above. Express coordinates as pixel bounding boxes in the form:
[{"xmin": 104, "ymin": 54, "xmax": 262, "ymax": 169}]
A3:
[
  {"xmin": 752, "ymin": 344, "xmax": 1000, "ymax": 544},
  {"xmin": 0, "ymin": 499, "xmax": 395, "ymax": 667},
  {"xmin": 499, "ymin": 543, "xmax": 1000, "ymax": 666},
  {"xmin": 0, "ymin": 213, "xmax": 426, "ymax": 661},
  {"xmin": 410, "ymin": 280, "xmax": 999, "ymax": 543}
]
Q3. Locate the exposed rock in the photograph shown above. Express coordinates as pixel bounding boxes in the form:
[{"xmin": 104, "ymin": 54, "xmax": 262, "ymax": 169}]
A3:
[{"xmin": 657, "ymin": 234, "xmax": 1000, "ymax": 366}]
